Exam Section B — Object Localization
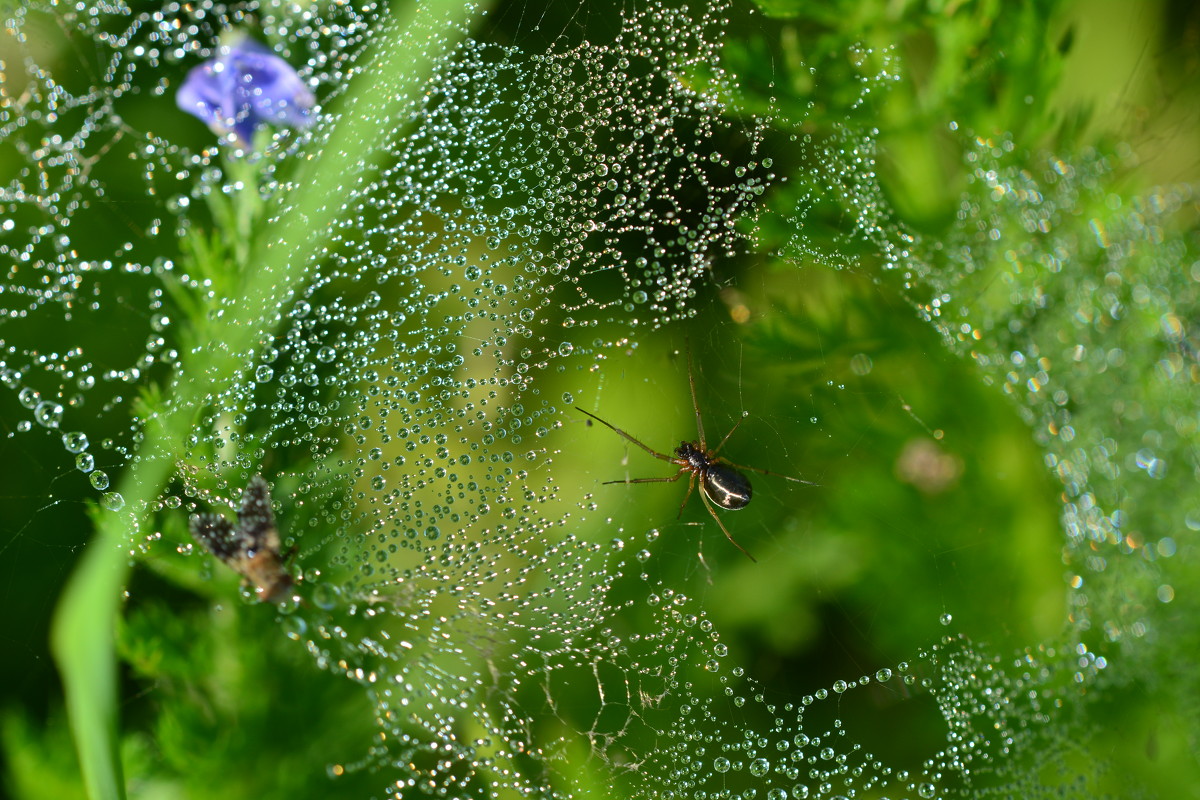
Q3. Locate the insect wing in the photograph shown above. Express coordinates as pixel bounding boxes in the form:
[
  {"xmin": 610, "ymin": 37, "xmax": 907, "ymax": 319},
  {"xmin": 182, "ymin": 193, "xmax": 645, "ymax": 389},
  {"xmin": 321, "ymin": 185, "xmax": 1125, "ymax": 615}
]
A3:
[
  {"xmin": 189, "ymin": 513, "xmax": 245, "ymax": 562},
  {"xmin": 188, "ymin": 476, "xmax": 296, "ymax": 602},
  {"xmin": 237, "ymin": 475, "xmax": 281, "ymax": 554}
]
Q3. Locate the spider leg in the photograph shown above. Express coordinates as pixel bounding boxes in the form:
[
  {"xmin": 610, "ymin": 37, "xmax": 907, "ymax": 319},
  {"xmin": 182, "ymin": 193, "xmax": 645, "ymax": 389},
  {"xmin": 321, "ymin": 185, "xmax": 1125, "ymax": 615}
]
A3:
[
  {"xmin": 675, "ymin": 472, "xmax": 697, "ymax": 520},
  {"xmin": 696, "ymin": 538, "xmax": 713, "ymax": 583},
  {"xmin": 698, "ymin": 488, "xmax": 758, "ymax": 562},
  {"xmin": 602, "ymin": 471, "xmax": 685, "ymax": 486},
  {"xmin": 710, "ymin": 417, "xmax": 745, "ymax": 457},
  {"xmin": 718, "ymin": 457, "xmax": 818, "ymax": 485},
  {"xmin": 577, "ymin": 408, "xmax": 676, "ymax": 462},
  {"xmin": 685, "ymin": 339, "xmax": 707, "ymax": 450}
]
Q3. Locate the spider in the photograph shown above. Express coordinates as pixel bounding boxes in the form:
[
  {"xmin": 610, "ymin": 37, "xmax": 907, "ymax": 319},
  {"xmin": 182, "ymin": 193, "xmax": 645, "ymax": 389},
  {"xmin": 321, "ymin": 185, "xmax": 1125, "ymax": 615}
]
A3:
[{"xmin": 578, "ymin": 344, "xmax": 814, "ymax": 562}]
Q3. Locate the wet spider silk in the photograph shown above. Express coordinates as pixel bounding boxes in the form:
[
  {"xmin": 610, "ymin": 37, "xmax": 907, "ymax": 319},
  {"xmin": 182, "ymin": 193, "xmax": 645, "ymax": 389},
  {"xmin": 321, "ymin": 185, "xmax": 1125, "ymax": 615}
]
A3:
[{"xmin": 2, "ymin": 1, "xmax": 1198, "ymax": 798}]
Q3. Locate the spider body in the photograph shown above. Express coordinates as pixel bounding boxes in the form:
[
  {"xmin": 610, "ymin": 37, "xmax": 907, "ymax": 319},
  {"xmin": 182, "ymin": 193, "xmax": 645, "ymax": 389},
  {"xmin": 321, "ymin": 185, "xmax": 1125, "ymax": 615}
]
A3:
[
  {"xmin": 578, "ymin": 344, "xmax": 813, "ymax": 562},
  {"xmin": 668, "ymin": 439, "xmax": 751, "ymax": 509},
  {"xmin": 702, "ymin": 460, "xmax": 753, "ymax": 509}
]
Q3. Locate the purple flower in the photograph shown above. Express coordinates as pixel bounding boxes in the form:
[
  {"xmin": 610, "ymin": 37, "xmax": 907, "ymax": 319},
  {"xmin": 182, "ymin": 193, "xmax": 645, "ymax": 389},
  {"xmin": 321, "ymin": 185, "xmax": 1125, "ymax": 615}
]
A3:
[{"xmin": 176, "ymin": 33, "xmax": 315, "ymax": 147}]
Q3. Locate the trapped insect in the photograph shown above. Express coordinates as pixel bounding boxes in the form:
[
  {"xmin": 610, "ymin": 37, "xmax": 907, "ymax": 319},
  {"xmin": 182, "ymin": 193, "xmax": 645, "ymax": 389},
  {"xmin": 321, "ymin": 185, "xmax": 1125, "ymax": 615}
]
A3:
[
  {"xmin": 578, "ymin": 344, "xmax": 814, "ymax": 562},
  {"xmin": 189, "ymin": 475, "xmax": 296, "ymax": 603}
]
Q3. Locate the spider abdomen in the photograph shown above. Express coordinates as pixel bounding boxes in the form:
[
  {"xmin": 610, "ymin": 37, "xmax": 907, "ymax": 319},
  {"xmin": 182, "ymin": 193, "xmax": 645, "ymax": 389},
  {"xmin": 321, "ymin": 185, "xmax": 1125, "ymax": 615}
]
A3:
[{"xmin": 702, "ymin": 464, "xmax": 752, "ymax": 510}]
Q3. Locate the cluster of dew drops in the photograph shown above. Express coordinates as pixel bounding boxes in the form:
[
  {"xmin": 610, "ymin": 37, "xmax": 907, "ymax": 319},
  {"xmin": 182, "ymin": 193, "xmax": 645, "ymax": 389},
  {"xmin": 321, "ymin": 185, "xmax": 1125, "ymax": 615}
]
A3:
[{"xmin": 0, "ymin": 1, "xmax": 1116, "ymax": 798}]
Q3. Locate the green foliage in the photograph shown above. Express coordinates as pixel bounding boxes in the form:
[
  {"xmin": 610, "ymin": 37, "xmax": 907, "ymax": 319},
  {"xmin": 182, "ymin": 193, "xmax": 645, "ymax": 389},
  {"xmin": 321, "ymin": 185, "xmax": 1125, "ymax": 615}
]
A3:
[
  {"xmin": 3, "ymin": 711, "xmax": 87, "ymax": 800},
  {"xmin": 113, "ymin": 595, "xmax": 380, "ymax": 799},
  {"xmin": 38, "ymin": 3, "xmax": 492, "ymax": 798},
  {"xmin": 4, "ymin": 0, "xmax": 1198, "ymax": 797}
]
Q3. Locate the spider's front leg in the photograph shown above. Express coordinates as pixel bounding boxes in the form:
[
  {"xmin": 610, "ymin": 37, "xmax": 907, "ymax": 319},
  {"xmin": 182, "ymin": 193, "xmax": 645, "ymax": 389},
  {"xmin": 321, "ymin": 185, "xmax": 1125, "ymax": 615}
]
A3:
[{"xmin": 600, "ymin": 467, "xmax": 687, "ymax": 487}]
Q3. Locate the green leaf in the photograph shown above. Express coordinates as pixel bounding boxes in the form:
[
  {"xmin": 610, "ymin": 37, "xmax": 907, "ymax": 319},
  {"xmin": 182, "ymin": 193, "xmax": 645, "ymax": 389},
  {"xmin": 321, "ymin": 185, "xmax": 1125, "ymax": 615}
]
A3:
[{"xmin": 48, "ymin": 2, "xmax": 491, "ymax": 797}]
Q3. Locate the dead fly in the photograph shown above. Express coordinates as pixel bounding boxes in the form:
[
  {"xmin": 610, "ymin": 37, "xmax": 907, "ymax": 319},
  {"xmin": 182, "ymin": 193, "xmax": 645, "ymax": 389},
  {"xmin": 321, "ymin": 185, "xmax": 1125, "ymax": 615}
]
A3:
[
  {"xmin": 578, "ymin": 344, "xmax": 815, "ymax": 562},
  {"xmin": 189, "ymin": 475, "xmax": 296, "ymax": 603}
]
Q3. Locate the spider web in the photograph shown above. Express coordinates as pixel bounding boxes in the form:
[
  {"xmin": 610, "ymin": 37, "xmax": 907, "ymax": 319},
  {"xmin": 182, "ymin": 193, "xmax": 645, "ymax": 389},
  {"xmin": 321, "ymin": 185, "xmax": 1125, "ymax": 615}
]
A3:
[{"xmin": 1, "ymin": 0, "xmax": 1198, "ymax": 798}]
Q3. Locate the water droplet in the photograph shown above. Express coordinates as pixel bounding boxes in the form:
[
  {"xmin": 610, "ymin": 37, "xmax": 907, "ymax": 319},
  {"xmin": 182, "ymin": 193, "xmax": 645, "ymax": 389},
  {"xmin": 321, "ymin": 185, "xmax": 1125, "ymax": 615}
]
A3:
[
  {"xmin": 34, "ymin": 401, "xmax": 63, "ymax": 428},
  {"xmin": 62, "ymin": 431, "xmax": 89, "ymax": 453},
  {"xmin": 312, "ymin": 583, "xmax": 341, "ymax": 610},
  {"xmin": 254, "ymin": 365, "xmax": 274, "ymax": 383},
  {"xmin": 282, "ymin": 615, "xmax": 308, "ymax": 640},
  {"xmin": 100, "ymin": 492, "xmax": 124, "ymax": 511},
  {"xmin": 713, "ymin": 757, "xmax": 730, "ymax": 773},
  {"xmin": 89, "ymin": 470, "xmax": 110, "ymax": 490}
]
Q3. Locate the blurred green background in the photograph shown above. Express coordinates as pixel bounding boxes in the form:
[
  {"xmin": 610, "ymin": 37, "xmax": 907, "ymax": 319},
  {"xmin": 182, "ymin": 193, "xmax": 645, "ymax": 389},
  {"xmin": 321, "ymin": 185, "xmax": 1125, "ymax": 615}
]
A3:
[{"xmin": 2, "ymin": 0, "xmax": 1198, "ymax": 797}]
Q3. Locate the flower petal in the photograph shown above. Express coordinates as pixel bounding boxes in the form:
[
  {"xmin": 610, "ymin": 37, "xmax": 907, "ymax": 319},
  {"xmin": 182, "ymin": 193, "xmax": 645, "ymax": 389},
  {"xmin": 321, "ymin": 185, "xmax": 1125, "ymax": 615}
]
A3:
[{"xmin": 176, "ymin": 33, "xmax": 314, "ymax": 147}]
